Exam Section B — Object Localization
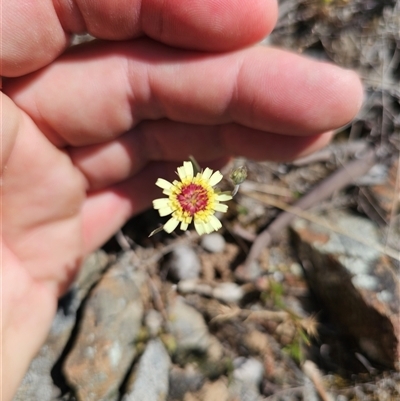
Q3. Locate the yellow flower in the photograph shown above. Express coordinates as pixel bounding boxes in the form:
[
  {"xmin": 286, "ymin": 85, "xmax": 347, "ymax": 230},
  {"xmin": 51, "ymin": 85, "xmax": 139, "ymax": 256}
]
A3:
[{"xmin": 152, "ymin": 161, "xmax": 232, "ymax": 235}]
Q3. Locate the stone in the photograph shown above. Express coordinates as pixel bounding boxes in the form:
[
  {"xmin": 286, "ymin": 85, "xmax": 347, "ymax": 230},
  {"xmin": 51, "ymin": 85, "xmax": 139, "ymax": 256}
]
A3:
[
  {"xmin": 212, "ymin": 282, "xmax": 244, "ymax": 303},
  {"xmin": 292, "ymin": 211, "xmax": 400, "ymax": 369},
  {"xmin": 122, "ymin": 339, "xmax": 170, "ymax": 401},
  {"xmin": 200, "ymin": 233, "xmax": 226, "ymax": 253},
  {"xmin": 63, "ymin": 258, "xmax": 145, "ymax": 401},
  {"xmin": 168, "ymin": 365, "xmax": 205, "ymax": 400},
  {"xmin": 144, "ymin": 309, "xmax": 163, "ymax": 337},
  {"xmin": 199, "ymin": 379, "xmax": 229, "ymax": 401},
  {"xmin": 359, "ymin": 159, "xmax": 400, "ymax": 250},
  {"xmin": 229, "ymin": 357, "xmax": 264, "ymax": 401},
  {"xmin": 178, "ymin": 279, "xmax": 213, "ymax": 297},
  {"xmin": 165, "ymin": 245, "xmax": 201, "ymax": 281},
  {"xmin": 167, "ymin": 297, "xmax": 211, "ymax": 354},
  {"xmin": 232, "ymin": 357, "xmax": 264, "ymax": 386},
  {"xmin": 13, "ymin": 251, "xmax": 109, "ymax": 401}
]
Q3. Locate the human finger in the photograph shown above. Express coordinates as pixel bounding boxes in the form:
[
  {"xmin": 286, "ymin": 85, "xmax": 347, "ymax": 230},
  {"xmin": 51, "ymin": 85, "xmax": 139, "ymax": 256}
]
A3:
[
  {"xmin": 70, "ymin": 120, "xmax": 333, "ymax": 190},
  {"xmin": 5, "ymin": 40, "xmax": 363, "ymax": 146},
  {"xmin": 2, "ymin": 0, "xmax": 277, "ymax": 77}
]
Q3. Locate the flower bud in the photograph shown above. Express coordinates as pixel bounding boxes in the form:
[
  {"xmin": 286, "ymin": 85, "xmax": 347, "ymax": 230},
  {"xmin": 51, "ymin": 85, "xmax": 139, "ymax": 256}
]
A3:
[{"xmin": 230, "ymin": 165, "xmax": 247, "ymax": 185}]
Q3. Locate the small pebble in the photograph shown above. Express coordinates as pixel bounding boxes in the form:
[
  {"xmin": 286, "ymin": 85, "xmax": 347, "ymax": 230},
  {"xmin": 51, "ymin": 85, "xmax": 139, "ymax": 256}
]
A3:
[
  {"xmin": 165, "ymin": 245, "xmax": 201, "ymax": 281},
  {"xmin": 233, "ymin": 357, "xmax": 264, "ymax": 386},
  {"xmin": 145, "ymin": 310, "xmax": 163, "ymax": 337},
  {"xmin": 200, "ymin": 233, "xmax": 226, "ymax": 253},
  {"xmin": 212, "ymin": 283, "xmax": 244, "ymax": 303},
  {"xmin": 290, "ymin": 262, "xmax": 303, "ymax": 277},
  {"xmin": 377, "ymin": 290, "xmax": 393, "ymax": 303},
  {"xmin": 273, "ymin": 271, "xmax": 284, "ymax": 282}
]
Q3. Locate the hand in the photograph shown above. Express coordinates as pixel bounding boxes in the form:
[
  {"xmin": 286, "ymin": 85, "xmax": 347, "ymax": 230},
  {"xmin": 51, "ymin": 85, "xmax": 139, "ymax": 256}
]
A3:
[{"xmin": 1, "ymin": 0, "xmax": 363, "ymax": 398}]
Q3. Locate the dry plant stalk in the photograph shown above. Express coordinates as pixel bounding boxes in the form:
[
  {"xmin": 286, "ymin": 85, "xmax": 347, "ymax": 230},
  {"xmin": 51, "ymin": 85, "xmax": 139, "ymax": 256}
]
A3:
[
  {"xmin": 241, "ymin": 149, "xmax": 393, "ymax": 269},
  {"xmin": 246, "ymin": 191, "xmax": 400, "ymax": 262}
]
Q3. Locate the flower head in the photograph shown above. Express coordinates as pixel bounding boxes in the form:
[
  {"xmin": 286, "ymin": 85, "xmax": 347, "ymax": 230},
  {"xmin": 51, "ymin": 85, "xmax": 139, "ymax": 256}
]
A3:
[{"xmin": 152, "ymin": 161, "xmax": 232, "ymax": 235}]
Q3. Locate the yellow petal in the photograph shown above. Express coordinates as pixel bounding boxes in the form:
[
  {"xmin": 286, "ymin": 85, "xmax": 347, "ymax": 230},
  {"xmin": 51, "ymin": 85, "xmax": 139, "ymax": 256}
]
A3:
[
  {"xmin": 156, "ymin": 178, "xmax": 173, "ymax": 190},
  {"xmin": 183, "ymin": 161, "xmax": 194, "ymax": 178},
  {"xmin": 177, "ymin": 166, "xmax": 186, "ymax": 180},
  {"xmin": 177, "ymin": 161, "xmax": 195, "ymax": 180},
  {"xmin": 180, "ymin": 222, "xmax": 189, "ymax": 231},
  {"xmin": 201, "ymin": 167, "xmax": 213, "ymax": 181},
  {"xmin": 158, "ymin": 207, "xmax": 174, "ymax": 216},
  {"xmin": 209, "ymin": 215, "xmax": 222, "ymax": 231},
  {"xmin": 163, "ymin": 217, "xmax": 180, "ymax": 233},
  {"xmin": 208, "ymin": 171, "xmax": 223, "ymax": 186},
  {"xmin": 194, "ymin": 220, "xmax": 206, "ymax": 235},
  {"xmin": 214, "ymin": 203, "xmax": 228, "ymax": 213},
  {"xmin": 216, "ymin": 193, "xmax": 232, "ymax": 201},
  {"xmin": 204, "ymin": 221, "xmax": 215, "ymax": 234},
  {"xmin": 153, "ymin": 198, "xmax": 170, "ymax": 209}
]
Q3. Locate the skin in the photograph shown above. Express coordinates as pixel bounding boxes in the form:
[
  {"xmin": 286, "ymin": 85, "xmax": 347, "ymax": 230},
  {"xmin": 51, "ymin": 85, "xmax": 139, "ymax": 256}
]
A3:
[{"xmin": 1, "ymin": 0, "xmax": 363, "ymax": 399}]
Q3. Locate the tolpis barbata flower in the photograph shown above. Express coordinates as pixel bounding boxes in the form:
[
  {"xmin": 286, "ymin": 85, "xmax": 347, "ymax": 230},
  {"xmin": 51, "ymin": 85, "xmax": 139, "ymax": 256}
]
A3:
[{"xmin": 151, "ymin": 161, "xmax": 232, "ymax": 236}]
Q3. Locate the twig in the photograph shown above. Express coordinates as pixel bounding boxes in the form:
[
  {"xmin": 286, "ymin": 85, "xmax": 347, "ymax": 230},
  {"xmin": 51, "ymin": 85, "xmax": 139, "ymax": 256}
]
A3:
[
  {"xmin": 245, "ymin": 191, "xmax": 400, "ymax": 261},
  {"xmin": 302, "ymin": 360, "xmax": 334, "ymax": 401},
  {"xmin": 292, "ymin": 140, "xmax": 368, "ymax": 166},
  {"xmin": 242, "ymin": 148, "xmax": 378, "ymax": 270},
  {"xmin": 239, "ymin": 181, "xmax": 293, "ymax": 197},
  {"xmin": 115, "ymin": 230, "xmax": 134, "ymax": 251},
  {"xmin": 262, "ymin": 386, "xmax": 304, "ymax": 400}
]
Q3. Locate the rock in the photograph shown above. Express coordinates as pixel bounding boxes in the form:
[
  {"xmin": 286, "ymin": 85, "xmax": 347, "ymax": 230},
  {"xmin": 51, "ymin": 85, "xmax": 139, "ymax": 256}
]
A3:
[
  {"xmin": 292, "ymin": 211, "xmax": 400, "ymax": 369},
  {"xmin": 167, "ymin": 297, "xmax": 211, "ymax": 354},
  {"xmin": 122, "ymin": 339, "xmax": 170, "ymax": 401},
  {"xmin": 168, "ymin": 365, "xmax": 205, "ymax": 400},
  {"xmin": 358, "ymin": 159, "xmax": 400, "ymax": 250},
  {"xmin": 63, "ymin": 258, "xmax": 145, "ymax": 401},
  {"xmin": 229, "ymin": 357, "xmax": 264, "ymax": 401},
  {"xmin": 165, "ymin": 245, "xmax": 201, "ymax": 281},
  {"xmin": 13, "ymin": 251, "xmax": 109, "ymax": 401},
  {"xmin": 235, "ymin": 260, "xmax": 263, "ymax": 282},
  {"xmin": 178, "ymin": 280, "xmax": 244, "ymax": 303},
  {"xmin": 12, "ymin": 349, "xmax": 60, "ymax": 401},
  {"xmin": 144, "ymin": 309, "xmax": 163, "ymax": 337},
  {"xmin": 212, "ymin": 282, "xmax": 244, "ymax": 303},
  {"xmin": 199, "ymin": 379, "xmax": 229, "ymax": 401},
  {"xmin": 200, "ymin": 233, "xmax": 226, "ymax": 253},
  {"xmin": 232, "ymin": 357, "xmax": 264, "ymax": 386},
  {"xmin": 178, "ymin": 279, "xmax": 213, "ymax": 297},
  {"xmin": 302, "ymin": 376, "xmax": 320, "ymax": 401}
]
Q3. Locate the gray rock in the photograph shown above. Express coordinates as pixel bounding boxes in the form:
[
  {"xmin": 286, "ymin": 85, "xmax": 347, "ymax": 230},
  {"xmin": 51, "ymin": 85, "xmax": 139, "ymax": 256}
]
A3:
[
  {"xmin": 122, "ymin": 339, "xmax": 170, "ymax": 401},
  {"xmin": 165, "ymin": 245, "xmax": 201, "ymax": 281},
  {"xmin": 167, "ymin": 297, "xmax": 211, "ymax": 353},
  {"xmin": 144, "ymin": 309, "xmax": 163, "ymax": 337},
  {"xmin": 13, "ymin": 251, "xmax": 109, "ymax": 401},
  {"xmin": 235, "ymin": 260, "xmax": 263, "ymax": 282},
  {"xmin": 290, "ymin": 262, "xmax": 304, "ymax": 277},
  {"xmin": 302, "ymin": 376, "xmax": 320, "ymax": 401},
  {"xmin": 168, "ymin": 365, "xmax": 205, "ymax": 400},
  {"xmin": 177, "ymin": 279, "xmax": 213, "ymax": 297},
  {"xmin": 232, "ymin": 357, "xmax": 264, "ymax": 386},
  {"xmin": 212, "ymin": 282, "xmax": 244, "ymax": 303},
  {"xmin": 292, "ymin": 211, "xmax": 400, "ymax": 369},
  {"xmin": 63, "ymin": 258, "xmax": 145, "ymax": 401},
  {"xmin": 228, "ymin": 382, "xmax": 262, "ymax": 401},
  {"xmin": 200, "ymin": 233, "xmax": 226, "ymax": 253},
  {"xmin": 229, "ymin": 358, "xmax": 264, "ymax": 401}
]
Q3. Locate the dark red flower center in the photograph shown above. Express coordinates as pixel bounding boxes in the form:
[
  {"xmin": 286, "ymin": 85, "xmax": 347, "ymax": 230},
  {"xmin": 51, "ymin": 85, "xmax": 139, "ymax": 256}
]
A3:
[{"xmin": 177, "ymin": 183, "xmax": 209, "ymax": 216}]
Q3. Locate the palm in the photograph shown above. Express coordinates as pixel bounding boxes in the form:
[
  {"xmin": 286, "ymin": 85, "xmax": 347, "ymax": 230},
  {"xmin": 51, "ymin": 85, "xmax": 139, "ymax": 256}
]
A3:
[
  {"xmin": 3, "ymin": 108, "xmax": 86, "ymax": 291},
  {"xmin": 2, "ymin": 1, "xmax": 364, "ymax": 399}
]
